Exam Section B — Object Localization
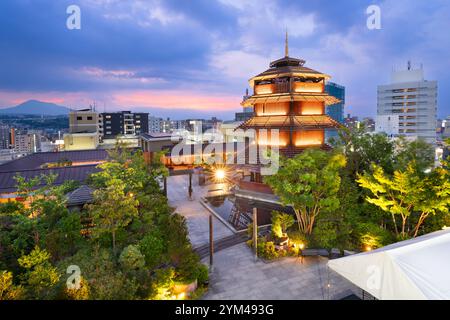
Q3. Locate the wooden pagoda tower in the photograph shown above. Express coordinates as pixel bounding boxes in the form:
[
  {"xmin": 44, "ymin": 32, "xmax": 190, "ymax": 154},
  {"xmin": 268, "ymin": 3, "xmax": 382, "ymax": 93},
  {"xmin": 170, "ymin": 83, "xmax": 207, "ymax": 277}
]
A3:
[{"xmin": 238, "ymin": 33, "xmax": 341, "ymax": 162}]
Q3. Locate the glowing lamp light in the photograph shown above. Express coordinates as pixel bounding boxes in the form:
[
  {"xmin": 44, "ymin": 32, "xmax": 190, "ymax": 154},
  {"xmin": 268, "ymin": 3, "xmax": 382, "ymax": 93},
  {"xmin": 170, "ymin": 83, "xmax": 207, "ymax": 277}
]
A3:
[
  {"xmin": 299, "ymin": 243, "xmax": 305, "ymax": 250},
  {"xmin": 177, "ymin": 292, "xmax": 186, "ymax": 300},
  {"xmin": 215, "ymin": 169, "xmax": 226, "ymax": 180},
  {"xmin": 365, "ymin": 245, "xmax": 372, "ymax": 252}
]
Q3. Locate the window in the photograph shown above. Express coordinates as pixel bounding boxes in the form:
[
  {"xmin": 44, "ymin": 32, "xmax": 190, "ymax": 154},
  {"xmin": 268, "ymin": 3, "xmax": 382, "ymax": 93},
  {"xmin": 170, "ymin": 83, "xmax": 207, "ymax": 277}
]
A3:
[
  {"xmin": 77, "ymin": 116, "xmax": 82, "ymax": 120},
  {"xmin": 87, "ymin": 116, "xmax": 93, "ymax": 120}
]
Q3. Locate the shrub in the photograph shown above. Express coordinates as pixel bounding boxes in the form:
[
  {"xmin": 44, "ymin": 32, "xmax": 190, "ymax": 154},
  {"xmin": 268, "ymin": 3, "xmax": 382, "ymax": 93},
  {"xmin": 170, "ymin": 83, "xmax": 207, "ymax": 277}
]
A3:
[
  {"xmin": 175, "ymin": 251, "xmax": 201, "ymax": 283},
  {"xmin": 63, "ymin": 276, "xmax": 90, "ymax": 300},
  {"xmin": 18, "ymin": 246, "xmax": 60, "ymax": 299},
  {"xmin": 57, "ymin": 247, "xmax": 139, "ymax": 300},
  {"xmin": 195, "ymin": 264, "xmax": 209, "ymax": 285},
  {"xmin": 139, "ymin": 231, "xmax": 166, "ymax": 268},
  {"xmin": 312, "ymin": 220, "xmax": 338, "ymax": 249},
  {"xmin": 257, "ymin": 240, "xmax": 278, "ymax": 260},
  {"xmin": 0, "ymin": 270, "xmax": 25, "ymax": 300},
  {"xmin": 287, "ymin": 230, "xmax": 308, "ymax": 248},
  {"xmin": 119, "ymin": 245, "xmax": 145, "ymax": 272},
  {"xmin": 149, "ymin": 268, "xmax": 175, "ymax": 300},
  {"xmin": 271, "ymin": 211, "xmax": 295, "ymax": 238},
  {"xmin": 247, "ymin": 223, "xmax": 254, "ymax": 239},
  {"xmin": 355, "ymin": 222, "xmax": 394, "ymax": 250}
]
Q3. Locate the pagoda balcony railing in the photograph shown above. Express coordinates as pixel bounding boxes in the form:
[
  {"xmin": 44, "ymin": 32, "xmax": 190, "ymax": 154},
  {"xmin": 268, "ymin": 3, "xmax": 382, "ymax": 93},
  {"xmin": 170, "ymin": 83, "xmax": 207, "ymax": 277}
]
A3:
[
  {"xmin": 254, "ymin": 82, "xmax": 324, "ymax": 95},
  {"xmin": 254, "ymin": 83, "xmax": 290, "ymax": 95},
  {"xmin": 293, "ymin": 82, "xmax": 324, "ymax": 93}
]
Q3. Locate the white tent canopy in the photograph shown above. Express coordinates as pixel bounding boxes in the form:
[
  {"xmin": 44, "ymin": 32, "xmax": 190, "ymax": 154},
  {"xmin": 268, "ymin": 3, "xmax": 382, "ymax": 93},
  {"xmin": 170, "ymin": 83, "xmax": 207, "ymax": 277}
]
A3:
[{"xmin": 328, "ymin": 228, "xmax": 450, "ymax": 300}]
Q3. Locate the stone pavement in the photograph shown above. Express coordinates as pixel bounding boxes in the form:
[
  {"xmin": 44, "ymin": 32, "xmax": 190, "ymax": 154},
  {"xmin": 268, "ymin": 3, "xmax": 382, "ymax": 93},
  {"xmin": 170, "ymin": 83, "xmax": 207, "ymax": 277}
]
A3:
[
  {"xmin": 202, "ymin": 243, "xmax": 359, "ymax": 300},
  {"xmin": 167, "ymin": 174, "xmax": 233, "ymax": 248}
]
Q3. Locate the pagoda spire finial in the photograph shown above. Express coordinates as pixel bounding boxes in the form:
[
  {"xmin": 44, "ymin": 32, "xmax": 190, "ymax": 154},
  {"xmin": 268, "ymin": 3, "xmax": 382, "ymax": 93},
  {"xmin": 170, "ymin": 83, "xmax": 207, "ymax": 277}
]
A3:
[{"xmin": 285, "ymin": 29, "xmax": 289, "ymax": 57}]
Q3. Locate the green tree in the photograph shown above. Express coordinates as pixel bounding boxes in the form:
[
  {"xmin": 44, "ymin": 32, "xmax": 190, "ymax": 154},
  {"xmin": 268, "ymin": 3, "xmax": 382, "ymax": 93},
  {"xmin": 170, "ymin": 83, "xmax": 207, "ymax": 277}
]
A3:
[
  {"xmin": 58, "ymin": 246, "xmax": 139, "ymax": 300},
  {"xmin": 357, "ymin": 163, "xmax": 450, "ymax": 238},
  {"xmin": 18, "ymin": 246, "xmax": 60, "ymax": 299},
  {"xmin": 119, "ymin": 245, "xmax": 145, "ymax": 272},
  {"xmin": 87, "ymin": 178, "xmax": 139, "ymax": 252},
  {"xmin": 139, "ymin": 230, "xmax": 166, "ymax": 268},
  {"xmin": 264, "ymin": 149, "xmax": 346, "ymax": 235},
  {"xmin": 394, "ymin": 137, "xmax": 434, "ymax": 172},
  {"xmin": 330, "ymin": 126, "xmax": 394, "ymax": 176},
  {"xmin": 0, "ymin": 270, "xmax": 24, "ymax": 300},
  {"xmin": 63, "ymin": 276, "xmax": 90, "ymax": 300}
]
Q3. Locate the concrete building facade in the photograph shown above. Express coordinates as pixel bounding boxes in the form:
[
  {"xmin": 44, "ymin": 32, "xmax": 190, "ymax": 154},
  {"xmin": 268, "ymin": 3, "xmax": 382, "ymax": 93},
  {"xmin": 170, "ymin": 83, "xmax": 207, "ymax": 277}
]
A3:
[
  {"xmin": 101, "ymin": 111, "xmax": 148, "ymax": 138},
  {"xmin": 14, "ymin": 132, "xmax": 41, "ymax": 154},
  {"xmin": 377, "ymin": 64, "xmax": 437, "ymax": 144},
  {"xmin": 0, "ymin": 125, "xmax": 12, "ymax": 149}
]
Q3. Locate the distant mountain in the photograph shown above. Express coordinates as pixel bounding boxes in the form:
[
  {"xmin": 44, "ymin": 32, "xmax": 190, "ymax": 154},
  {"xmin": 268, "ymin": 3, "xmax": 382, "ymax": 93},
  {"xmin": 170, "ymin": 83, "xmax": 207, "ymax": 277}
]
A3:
[
  {"xmin": 0, "ymin": 100, "xmax": 70, "ymax": 115},
  {"xmin": 131, "ymin": 106, "xmax": 236, "ymax": 121}
]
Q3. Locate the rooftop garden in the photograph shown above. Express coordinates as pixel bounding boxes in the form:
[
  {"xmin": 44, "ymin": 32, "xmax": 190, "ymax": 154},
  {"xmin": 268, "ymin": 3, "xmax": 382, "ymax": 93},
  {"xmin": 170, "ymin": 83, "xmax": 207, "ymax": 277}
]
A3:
[
  {"xmin": 0, "ymin": 145, "xmax": 208, "ymax": 300},
  {"xmin": 250, "ymin": 127, "xmax": 450, "ymax": 260}
]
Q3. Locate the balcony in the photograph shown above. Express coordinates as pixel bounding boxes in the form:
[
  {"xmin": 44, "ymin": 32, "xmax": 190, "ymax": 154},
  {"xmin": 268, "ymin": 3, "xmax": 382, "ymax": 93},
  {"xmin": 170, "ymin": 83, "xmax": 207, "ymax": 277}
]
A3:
[
  {"xmin": 254, "ymin": 82, "xmax": 290, "ymax": 95},
  {"xmin": 293, "ymin": 82, "xmax": 323, "ymax": 93}
]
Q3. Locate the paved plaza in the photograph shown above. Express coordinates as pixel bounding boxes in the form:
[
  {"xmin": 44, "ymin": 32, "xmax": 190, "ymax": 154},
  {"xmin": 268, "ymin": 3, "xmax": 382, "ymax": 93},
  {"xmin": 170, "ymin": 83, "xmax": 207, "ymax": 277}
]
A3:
[
  {"xmin": 202, "ymin": 243, "xmax": 358, "ymax": 300},
  {"xmin": 167, "ymin": 175, "xmax": 233, "ymax": 248},
  {"xmin": 168, "ymin": 174, "xmax": 358, "ymax": 300}
]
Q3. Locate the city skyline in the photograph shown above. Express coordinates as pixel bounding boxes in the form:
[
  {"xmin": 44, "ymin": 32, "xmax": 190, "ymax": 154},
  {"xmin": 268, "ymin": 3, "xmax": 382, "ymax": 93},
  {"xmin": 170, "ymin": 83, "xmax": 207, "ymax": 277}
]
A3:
[{"xmin": 0, "ymin": 0, "xmax": 449, "ymax": 119}]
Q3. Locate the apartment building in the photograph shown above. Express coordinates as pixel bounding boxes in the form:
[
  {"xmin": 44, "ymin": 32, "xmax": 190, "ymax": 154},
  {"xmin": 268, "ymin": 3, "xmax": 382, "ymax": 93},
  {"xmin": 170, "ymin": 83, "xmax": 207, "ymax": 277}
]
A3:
[{"xmin": 377, "ymin": 63, "xmax": 437, "ymax": 144}]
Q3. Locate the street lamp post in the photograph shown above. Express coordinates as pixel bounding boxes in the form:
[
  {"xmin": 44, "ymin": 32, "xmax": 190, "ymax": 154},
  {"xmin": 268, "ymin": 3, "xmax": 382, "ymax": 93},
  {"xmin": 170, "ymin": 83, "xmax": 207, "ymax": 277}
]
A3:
[
  {"xmin": 209, "ymin": 215, "xmax": 214, "ymax": 270},
  {"xmin": 163, "ymin": 176, "xmax": 167, "ymax": 197},
  {"xmin": 188, "ymin": 172, "xmax": 193, "ymax": 199},
  {"xmin": 253, "ymin": 207, "xmax": 257, "ymax": 262}
]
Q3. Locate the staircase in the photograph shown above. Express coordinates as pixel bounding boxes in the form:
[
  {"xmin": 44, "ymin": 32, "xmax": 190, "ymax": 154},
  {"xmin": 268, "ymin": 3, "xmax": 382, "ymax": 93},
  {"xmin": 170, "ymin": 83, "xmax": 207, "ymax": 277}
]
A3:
[{"xmin": 193, "ymin": 233, "xmax": 249, "ymax": 259}]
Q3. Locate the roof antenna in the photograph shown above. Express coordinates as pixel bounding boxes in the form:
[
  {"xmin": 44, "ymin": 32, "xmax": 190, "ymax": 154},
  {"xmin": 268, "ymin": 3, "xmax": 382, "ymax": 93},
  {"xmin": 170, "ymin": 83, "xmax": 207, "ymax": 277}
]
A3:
[{"xmin": 285, "ymin": 29, "xmax": 289, "ymax": 57}]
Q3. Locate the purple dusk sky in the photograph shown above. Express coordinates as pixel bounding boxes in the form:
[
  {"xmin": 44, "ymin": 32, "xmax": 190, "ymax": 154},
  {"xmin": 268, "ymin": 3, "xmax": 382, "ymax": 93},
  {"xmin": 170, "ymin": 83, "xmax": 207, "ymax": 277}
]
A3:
[{"xmin": 0, "ymin": 0, "xmax": 449, "ymax": 120}]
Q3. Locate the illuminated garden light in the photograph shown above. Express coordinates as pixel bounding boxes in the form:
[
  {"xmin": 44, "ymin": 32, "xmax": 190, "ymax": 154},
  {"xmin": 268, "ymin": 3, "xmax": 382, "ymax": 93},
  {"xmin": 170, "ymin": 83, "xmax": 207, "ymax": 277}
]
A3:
[
  {"xmin": 215, "ymin": 168, "xmax": 226, "ymax": 181},
  {"xmin": 177, "ymin": 292, "xmax": 186, "ymax": 300}
]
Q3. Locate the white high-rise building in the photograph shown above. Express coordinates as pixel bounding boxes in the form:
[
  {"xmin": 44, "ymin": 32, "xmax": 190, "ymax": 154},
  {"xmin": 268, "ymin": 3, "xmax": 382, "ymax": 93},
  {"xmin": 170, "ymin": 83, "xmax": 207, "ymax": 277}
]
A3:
[
  {"xmin": 377, "ymin": 62, "xmax": 437, "ymax": 144},
  {"xmin": 375, "ymin": 115, "xmax": 399, "ymax": 137}
]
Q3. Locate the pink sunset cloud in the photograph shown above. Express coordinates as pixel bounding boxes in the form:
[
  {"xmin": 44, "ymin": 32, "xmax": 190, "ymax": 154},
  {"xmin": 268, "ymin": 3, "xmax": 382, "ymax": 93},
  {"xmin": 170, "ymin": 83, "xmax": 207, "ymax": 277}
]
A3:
[
  {"xmin": 111, "ymin": 90, "xmax": 242, "ymax": 111},
  {"xmin": 0, "ymin": 89, "xmax": 242, "ymax": 113}
]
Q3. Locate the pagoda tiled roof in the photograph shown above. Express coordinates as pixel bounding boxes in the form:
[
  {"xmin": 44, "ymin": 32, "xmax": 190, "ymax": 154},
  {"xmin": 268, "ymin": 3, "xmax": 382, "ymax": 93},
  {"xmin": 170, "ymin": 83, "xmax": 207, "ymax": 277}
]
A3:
[
  {"xmin": 236, "ymin": 115, "xmax": 342, "ymax": 130},
  {"xmin": 241, "ymin": 93, "xmax": 340, "ymax": 107}
]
